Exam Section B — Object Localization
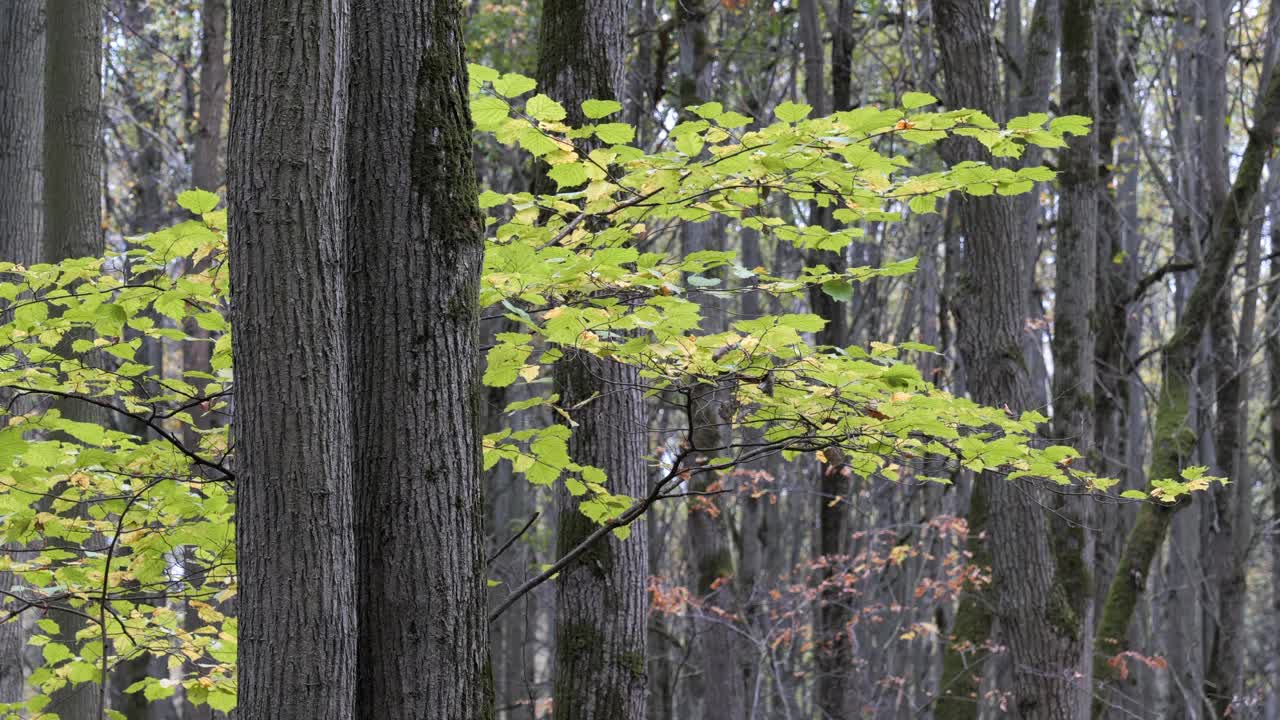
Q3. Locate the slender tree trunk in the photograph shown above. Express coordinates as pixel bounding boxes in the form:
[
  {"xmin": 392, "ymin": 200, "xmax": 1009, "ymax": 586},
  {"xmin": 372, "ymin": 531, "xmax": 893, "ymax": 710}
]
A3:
[
  {"xmin": 228, "ymin": 2, "xmax": 357, "ymax": 718},
  {"xmin": 1054, "ymin": 0, "xmax": 1100, "ymax": 711},
  {"xmin": 796, "ymin": 2, "xmax": 856, "ymax": 717},
  {"xmin": 0, "ymin": 0, "xmax": 44, "ymax": 706},
  {"xmin": 673, "ymin": 3, "xmax": 748, "ymax": 717},
  {"xmin": 346, "ymin": 3, "xmax": 491, "ymax": 718},
  {"xmin": 190, "ymin": 0, "xmax": 226, "ymax": 193},
  {"xmin": 933, "ymin": 1, "xmax": 1087, "ymax": 716},
  {"xmin": 1269, "ymin": 178, "xmax": 1280, "ymax": 720},
  {"xmin": 181, "ymin": 7, "xmax": 228, "ymax": 719}
]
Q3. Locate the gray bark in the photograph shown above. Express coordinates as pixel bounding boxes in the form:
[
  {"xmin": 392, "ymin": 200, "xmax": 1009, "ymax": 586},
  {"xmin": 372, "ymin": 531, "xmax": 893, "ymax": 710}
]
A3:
[
  {"xmin": 0, "ymin": 0, "xmax": 44, "ymax": 706},
  {"xmin": 44, "ymin": 0, "xmax": 103, "ymax": 263},
  {"xmin": 228, "ymin": 1, "xmax": 357, "ymax": 718},
  {"xmin": 1054, "ymin": 0, "xmax": 1099, "ymax": 709},
  {"xmin": 43, "ymin": 2, "xmax": 105, "ymax": 717},
  {"xmin": 190, "ymin": 0, "xmax": 226, "ymax": 193},
  {"xmin": 933, "ymin": 1, "xmax": 1087, "ymax": 716},
  {"xmin": 346, "ymin": 3, "xmax": 491, "ymax": 718},
  {"xmin": 0, "ymin": 0, "xmax": 43, "ymax": 265},
  {"xmin": 533, "ymin": 1, "xmax": 650, "ymax": 718}
]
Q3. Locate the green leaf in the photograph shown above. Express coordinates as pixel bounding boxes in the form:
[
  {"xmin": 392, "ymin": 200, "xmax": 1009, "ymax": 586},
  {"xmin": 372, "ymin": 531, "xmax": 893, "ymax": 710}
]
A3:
[
  {"xmin": 1120, "ymin": 490, "xmax": 1148, "ymax": 500},
  {"xmin": 717, "ymin": 111, "xmax": 753, "ymax": 128},
  {"xmin": 691, "ymin": 102, "xmax": 724, "ymax": 119},
  {"xmin": 595, "ymin": 122, "xmax": 635, "ymax": 145},
  {"xmin": 469, "ymin": 64, "xmax": 499, "ymax": 83},
  {"xmin": 478, "ymin": 190, "xmax": 508, "ymax": 209},
  {"xmin": 1019, "ymin": 166, "xmax": 1057, "ymax": 182},
  {"xmin": 821, "ymin": 279, "xmax": 853, "ymax": 302},
  {"xmin": 1007, "ymin": 112, "xmax": 1050, "ymax": 130},
  {"xmin": 177, "ymin": 189, "xmax": 220, "ymax": 214},
  {"xmin": 206, "ymin": 687, "xmax": 237, "ymax": 713},
  {"xmin": 581, "ymin": 99, "xmax": 623, "ymax": 119},
  {"xmin": 526, "ymin": 94, "xmax": 567, "ymax": 122},
  {"xmin": 774, "ymin": 101, "xmax": 813, "ymax": 123},
  {"xmin": 42, "ymin": 642, "xmax": 73, "ymax": 665},
  {"xmin": 1049, "ymin": 114, "xmax": 1093, "ymax": 135},
  {"xmin": 471, "ymin": 96, "xmax": 510, "ymax": 131},
  {"xmin": 901, "ymin": 91, "xmax": 939, "ymax": 110},
  {"xmin": 547, "ymin": 162, "xmax": 589, "ymax": 189},
  {"xmin": 779, "ymin": 314, "xmax": 826, "ymax": 332},
  {"xmin": 493, "ymin": 72, "xmax": 537, "ymax": 97}
]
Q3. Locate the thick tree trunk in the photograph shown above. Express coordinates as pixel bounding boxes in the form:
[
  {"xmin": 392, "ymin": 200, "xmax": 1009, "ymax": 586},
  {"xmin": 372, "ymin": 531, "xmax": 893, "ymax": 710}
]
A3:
[
  {"xmin": 0, "ymin": 0, "xmax": 43, "ymax": 265},
  {"xmin": 44, "ymin": 0, "xmax": 102, "ymax": 263},
  {"xmin": 43, "ymin": 3, "xmax": 105, "ymax": 718},
  {"xmin": 346, "ymin": 3, "xmax": 491, "ymax": 718},
  {"xmin": 933, "ymin": 2, "xmax": 1087, "ymax": 717},
  {"xmin": 0, "ymin": 0, "xmax": 44, "ymax": 706},
  {"xmin": 551, "ymin": 358, "xmax": 649, "ymax": 720},
  {"xmin": 228, "ymin": 2, "xmax": 357, "ymax": 719},
  {"xmin": 533, "ymin": 2, "xmax": 649, "ymax": 718}
]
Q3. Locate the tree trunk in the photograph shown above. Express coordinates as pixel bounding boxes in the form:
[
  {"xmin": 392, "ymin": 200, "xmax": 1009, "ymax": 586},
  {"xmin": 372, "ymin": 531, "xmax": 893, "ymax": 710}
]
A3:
[
  {"xmin": 45, "ymin": 0, "xmax": 102, "ymax": 263},
  {"xmin": 228, "ymin": 2, "xmax": 357, "ymax": 719},
  {"xmin": 933, "ymin": 1, "xmax": 1087, "ymax": 716},
  {"xmin": 346, "ymin": 3, "xmax": 491, "ymax": 718},
  {"xmin": 190, "ymin": 0, "xmax": 226, "ymax": 193},
  {"xmin": 181, "ymin": 7, "xmax": 229, "ymax": 719},
  {"xmin": 532, "ymin": 2, "xmax": 649, "ymax": 719},
  {"xmin": 1054, "ymin": 0, "xmax": 1100, "ymax": 709},
  {"xmin": 43, "ymin": 2, "xmax": 105, "ymax": 717},
  {"xmin": 0, "ymin": 0, "xmax": 43, "ymax": 265},
  {"xmin": 0, "ymin": 0, "xmax": 44, "ymax": 706}
]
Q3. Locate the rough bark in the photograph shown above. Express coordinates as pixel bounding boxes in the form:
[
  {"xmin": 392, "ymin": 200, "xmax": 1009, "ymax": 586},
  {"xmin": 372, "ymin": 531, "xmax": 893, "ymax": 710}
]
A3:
[
  {"xmin": 44, "ymin": 0, "xmax": 102, "ymax": 263},
  {"xmin": 43, "ymin": 3, "xmax": 105, "ymax": 718},
  {"xmin": 0, "ymin": 0, "xmax": 43, "ymax": 706},
  {"xmin": 190, "ymin": 0, "xmax": 226, "ymax": 193},
  {"xmin": 551, "ymin": 358, "xmax": 650, "ymax": 720},
  {"xmin": 933, "ymin": 1, "xmax": 1087, "ymax": 716},
  {"xmin": 532, "ymin": 1, "xmax": 649, "ymax": 718},
  {"xmin": 228, "ymin": 2, "xmax": 357, "ymax": 718},
  {"xmin": 1093, "ymin": 38, "xmax": 1280, "ymax": 704},
  {"xmin": 1053, "ymin": 0, "xmax": 1100, "ymax": 709},
  {"xmin": 181, "ymin": 8, "xmax": 229, "ymax": 719},
  {"xmin": 345, "ymin": 3, "xmax": 491, "ymax": 719},
  {"xmin": 0, "ymin": 0, "xmax": 43, "ymax": 266}
]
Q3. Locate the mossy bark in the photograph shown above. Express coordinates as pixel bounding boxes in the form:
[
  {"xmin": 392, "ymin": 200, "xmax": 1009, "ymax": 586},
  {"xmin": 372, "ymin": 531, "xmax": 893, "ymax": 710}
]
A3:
[
  {"xmin": 934, "ymin": 0, "xmax": 1092, "ymax": 715},
  {"xmin": 1093, "ymin": 53, "xmax": 1280, "ymax": 711},
  {"xmin": 533, "ymin": 2, "xmax": 649, "ymax": 718},
  {"xmin": 346, "ymin": 2, "xmax": 492, "ymax": 717}
]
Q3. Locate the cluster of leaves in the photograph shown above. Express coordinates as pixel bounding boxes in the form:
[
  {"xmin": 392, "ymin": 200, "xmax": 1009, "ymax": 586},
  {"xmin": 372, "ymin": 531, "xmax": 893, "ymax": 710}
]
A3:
[
  {"xmin": 0, "ymin": 190, "xmax": 235, "ymax": 717},
  {"xmin": 469, "ymin": 64, "xmax": 1121, "ymax": 506}
]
